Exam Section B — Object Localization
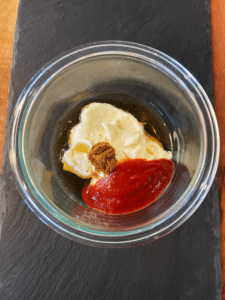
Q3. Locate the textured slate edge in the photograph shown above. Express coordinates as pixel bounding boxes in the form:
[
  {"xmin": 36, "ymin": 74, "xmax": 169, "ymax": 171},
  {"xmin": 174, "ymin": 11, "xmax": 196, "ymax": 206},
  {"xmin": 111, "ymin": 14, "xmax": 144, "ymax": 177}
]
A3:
[{"xmin": 0, "ymin": 0, "xmax": 22, "ymax": 238}]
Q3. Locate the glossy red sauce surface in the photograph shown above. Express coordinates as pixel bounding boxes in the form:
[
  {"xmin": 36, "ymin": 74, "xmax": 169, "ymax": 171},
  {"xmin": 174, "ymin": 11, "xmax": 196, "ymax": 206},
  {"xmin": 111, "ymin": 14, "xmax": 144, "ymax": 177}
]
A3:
[{"xmin": 82, "ymin": 158, "xmax": 174, "ymax": 214}]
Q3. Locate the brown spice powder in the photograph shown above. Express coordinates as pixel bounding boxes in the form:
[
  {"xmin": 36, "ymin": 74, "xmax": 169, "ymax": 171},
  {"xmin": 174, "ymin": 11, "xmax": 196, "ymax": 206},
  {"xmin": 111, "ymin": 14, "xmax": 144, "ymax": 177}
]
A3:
[{"xmin": 88, "ymin": 142, "xmax": 118, "ymax": 175}]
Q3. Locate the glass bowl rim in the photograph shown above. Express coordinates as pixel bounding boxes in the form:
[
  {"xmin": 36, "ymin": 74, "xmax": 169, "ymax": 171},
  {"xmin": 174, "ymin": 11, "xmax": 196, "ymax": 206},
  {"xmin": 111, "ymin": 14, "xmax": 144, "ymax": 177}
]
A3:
[{"xmin": 9, "ymin": 41, "xmax": 220, "ymax": 247}]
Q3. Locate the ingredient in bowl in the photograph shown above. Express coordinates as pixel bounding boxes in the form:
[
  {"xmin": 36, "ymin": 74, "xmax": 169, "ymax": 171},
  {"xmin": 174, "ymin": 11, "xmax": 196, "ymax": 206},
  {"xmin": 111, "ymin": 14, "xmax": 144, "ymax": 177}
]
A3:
[
  {"xmin": 88, "ymin": 142, "xmax": 118, "ymax": 175},
  {"xmin": 82, "ymin": 158, "xmax": 174, "ymax": 214},
  {"xmin": 62, "ymin": 102, "xmax": 173, "ymax": 214},
  {"xmin": 62, "ymin": 102, "xmax": 172, "ymax": 179}
]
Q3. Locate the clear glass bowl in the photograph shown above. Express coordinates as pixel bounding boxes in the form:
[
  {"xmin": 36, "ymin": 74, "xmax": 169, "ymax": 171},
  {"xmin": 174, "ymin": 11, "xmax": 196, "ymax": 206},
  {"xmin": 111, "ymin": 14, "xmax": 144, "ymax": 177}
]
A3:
[{"xmin": 9, "ymin": 41, "xmax": 220, "ymax": 247}]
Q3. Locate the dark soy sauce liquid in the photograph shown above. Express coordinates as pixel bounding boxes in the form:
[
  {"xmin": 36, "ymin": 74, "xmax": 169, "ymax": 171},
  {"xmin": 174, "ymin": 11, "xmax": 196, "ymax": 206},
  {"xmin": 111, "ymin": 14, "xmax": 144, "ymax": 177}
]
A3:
[{"xmin": 50, "ymin": 93, "xmax": 174, "ymax": 205}]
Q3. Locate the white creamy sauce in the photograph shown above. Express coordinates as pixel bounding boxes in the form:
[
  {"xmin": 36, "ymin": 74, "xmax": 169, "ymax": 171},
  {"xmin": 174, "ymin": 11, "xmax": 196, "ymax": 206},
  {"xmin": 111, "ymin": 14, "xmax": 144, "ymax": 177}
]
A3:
[{"xmin": 62, "ymin": 103, "xmax": 172, "ymax": 178}]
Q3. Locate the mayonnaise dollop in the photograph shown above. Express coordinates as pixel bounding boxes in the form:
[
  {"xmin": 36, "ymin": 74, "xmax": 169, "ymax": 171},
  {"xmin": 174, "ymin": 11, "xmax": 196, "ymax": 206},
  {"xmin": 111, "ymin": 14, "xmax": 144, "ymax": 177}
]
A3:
[{"xmin": 62, "ymin": 102, "xmax": 172, "ymax": 178}]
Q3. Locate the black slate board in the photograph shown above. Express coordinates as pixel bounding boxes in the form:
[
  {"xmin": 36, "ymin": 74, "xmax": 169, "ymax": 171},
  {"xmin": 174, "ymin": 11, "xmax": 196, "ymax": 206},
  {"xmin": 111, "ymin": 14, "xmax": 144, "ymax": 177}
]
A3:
[{"xmin": 0, "ymin": 0, "xmax": 222, "ymax": 299}]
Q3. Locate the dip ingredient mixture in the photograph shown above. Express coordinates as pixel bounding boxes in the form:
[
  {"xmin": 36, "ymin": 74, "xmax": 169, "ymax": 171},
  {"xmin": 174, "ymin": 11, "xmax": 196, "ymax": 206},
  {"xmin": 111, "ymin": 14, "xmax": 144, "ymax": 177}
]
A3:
[{"xmin": 62, "ymin": 102, "xmax": 173, "ymax": 214}]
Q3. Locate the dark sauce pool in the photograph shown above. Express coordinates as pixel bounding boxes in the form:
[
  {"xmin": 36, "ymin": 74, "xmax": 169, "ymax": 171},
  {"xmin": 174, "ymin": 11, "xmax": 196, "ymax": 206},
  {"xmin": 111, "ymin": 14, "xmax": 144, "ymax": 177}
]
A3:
[{"xmin": 50, "ymin": 93, "xmax": 174, "ymax": 207}]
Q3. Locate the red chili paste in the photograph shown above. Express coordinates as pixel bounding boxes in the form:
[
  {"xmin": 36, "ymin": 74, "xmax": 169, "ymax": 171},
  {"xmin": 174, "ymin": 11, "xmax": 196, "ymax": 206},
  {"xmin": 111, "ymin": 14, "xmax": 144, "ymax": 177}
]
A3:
[{"xmin": 82, "ymin": 158, "xmax": 174, "ymax": 214}]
